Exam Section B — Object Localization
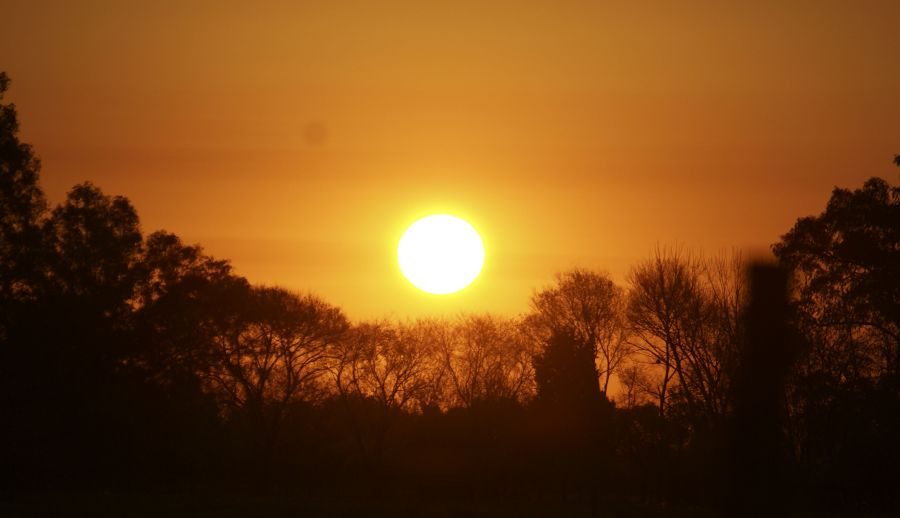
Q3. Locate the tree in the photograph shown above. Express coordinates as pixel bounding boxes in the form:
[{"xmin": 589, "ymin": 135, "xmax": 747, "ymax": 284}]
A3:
[
  {"xmin": 134, "ymin": 231, "xmax": 246, "ymax": 386},
  {"xmin": 440, "ymin": 314, "xmax": 535, "ymax": 407},
  {"xmin": 626, "ymin": 246, "xmax": 740, "ymax": 422},
  {"xmin": 137, "ymin": 230, "xmax": 235, "ymax": 306},
  {"xmin": 330, "ymin": 319, "xmax": 440, "ymax": 467},
  {"xmin": 44, "ymin": 182, "xmax": 144, "ymax": 318},
  {"xmin": 527, "ymin": 271, "xmax": 624, "ymax": 498},
  {"xmin": 531, "ymin": 328, "xmax": 613, "ymax": 501},
  {"xmin": 528, "ymin": 268, "xmax": 630, "ymax": 395},
  {"xmin": 333, "ymin": 320, "xmax": 437, "ymax": 413},
  {"xmin": 773, "ymin": 177, "xmax": 900, "ymax": 379},
  {"xmin": 0, "ymin": 72, "xmax": 52, "ymax": 486},
  {"xmin": 616, "ymin": 361, "xmax": 656, "ymax": 409},
  {"xmin": 773, "ymin": 176, "xmax": 900, "ymax": 510},
  {"xmin": 533, "ymin": 328, "xmax": 606, "ymax": 411},
  {"xmin": 627, "ymin": 247, "xmax": 704, "ymax": 417},
  {"xmin": 203, "ymin": 287, "xmax": 348, "ymax": 458},
  {"xmin": 1, "ymin": 181, "xmax": 161, "ymax": 486},
  {"xmin": 0, "ymin": 72, "xmax": 47, "ymax": 312}
]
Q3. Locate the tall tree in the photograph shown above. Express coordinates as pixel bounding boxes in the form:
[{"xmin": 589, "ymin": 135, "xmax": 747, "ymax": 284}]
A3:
[
  {"xmin": 134, "ymin": 230, "xmax": 251, "ymax": 387},
  {"xmin": 774, "ymin": 176, "xmax": 900, "ymax": 510},
  {"xmin": 44, "ymin": 182, "xmax": 144, "ymax": 318},
  {"xmin": 533, "ymin": 328, "xmax": 606, "ymax": 411},
  {"xmin": 531, "ymin": 328, "xmax": 613, "ymax": 500},
  {"xmin": 0, "ymin": 72, "xmax": 47, "ymax": 309},
  {"xmin": 773, "ymin": 177, "xmax": 900, "ymax": 379}
]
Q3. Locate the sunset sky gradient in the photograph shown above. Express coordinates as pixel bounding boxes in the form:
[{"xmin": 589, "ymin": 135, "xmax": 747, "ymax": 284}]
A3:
[{"xmin": 3, "ymin": 0, "xmax": 899, "ymax": 318}]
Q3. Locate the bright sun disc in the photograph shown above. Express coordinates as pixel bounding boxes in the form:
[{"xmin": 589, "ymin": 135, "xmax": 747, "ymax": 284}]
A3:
[{"xmin": 398, "ymin": 214, "xmax": 485, "ymax": 294}]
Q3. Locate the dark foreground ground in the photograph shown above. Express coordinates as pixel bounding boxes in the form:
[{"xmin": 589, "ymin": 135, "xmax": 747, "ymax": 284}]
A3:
[{"xmin": 1, "ymin": 492, "xmax": 897, "ymax": 518}]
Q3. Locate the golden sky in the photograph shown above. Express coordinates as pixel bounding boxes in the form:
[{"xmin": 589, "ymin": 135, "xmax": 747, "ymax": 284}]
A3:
[{"xmin": 2, "ymin": 1, "xmax": 899, "ymax": 319}]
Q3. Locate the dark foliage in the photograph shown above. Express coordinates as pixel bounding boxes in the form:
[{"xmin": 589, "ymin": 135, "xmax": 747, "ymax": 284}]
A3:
[
  {"xmin": 1, "ymin": 72, "xmax": 898, "ymax": 514},
  {"xmin": 773, "ymin": 175, "xmax": 900, "ymax": 512}
]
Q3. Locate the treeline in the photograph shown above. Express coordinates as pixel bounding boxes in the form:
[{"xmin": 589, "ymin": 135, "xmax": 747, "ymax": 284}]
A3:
[{"xmin": 2, "ymin": 73, "xmax": 899, "ymax": 512}]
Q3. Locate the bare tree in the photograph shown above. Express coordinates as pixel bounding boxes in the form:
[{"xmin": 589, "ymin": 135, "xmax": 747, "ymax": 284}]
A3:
[
  {"xmin": 440, "ymin": 314, "xmax": 536, "ymax": 407},
  {"xmin": 333, "ymin": 320, "xmax": 437, "ymax": 412},
  {"xmin": 627, "ymin": 246, "xmax": 745, "ymax": 421},
  {"xmin": 528, "ymin": 268, "xmax": 631, "ymax": 395},
  {"xmin": 701, "ymin": 250, "xmax": 747, "ymax": 412},
  {"xmin": 616, "ymin": 360, "xmax": 656, "ymax": 409},
  {"xmin": 627, "ymin": 246, "xmax": 706, "ymax": 418},
  {"xmin": 330, "ymin": 319, "xmax": 442, "ymax": 466}
]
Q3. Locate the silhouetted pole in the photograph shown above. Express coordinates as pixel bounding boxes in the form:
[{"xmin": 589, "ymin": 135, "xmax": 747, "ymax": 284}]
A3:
[{"xmin": 730, "ymin": 262, "xmax": 793, "ymax": 516}]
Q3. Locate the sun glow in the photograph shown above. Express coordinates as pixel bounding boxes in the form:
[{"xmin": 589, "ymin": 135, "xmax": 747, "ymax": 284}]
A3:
[{"xmin": 397, "ymin": 214, "xmax": 485, "ymax": 295}]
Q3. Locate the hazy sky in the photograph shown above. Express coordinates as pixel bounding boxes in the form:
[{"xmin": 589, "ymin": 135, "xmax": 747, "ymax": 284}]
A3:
[{"xmin": 2, "ymin": 1, "xmax": 899, "ymax": 319}]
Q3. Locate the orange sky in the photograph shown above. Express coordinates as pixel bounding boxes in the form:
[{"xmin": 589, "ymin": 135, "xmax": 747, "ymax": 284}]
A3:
[{"xmin": 2, "ymin": 1, "xmax": 899, "ymax": 319}]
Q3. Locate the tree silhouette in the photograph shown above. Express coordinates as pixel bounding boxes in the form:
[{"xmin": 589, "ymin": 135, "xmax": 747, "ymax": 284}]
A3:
[
  {"xmin": 330, "ymin": 319, "xmax": 441, "ymax": 469},
  {"xmin": 532, "ymin": 328, "xmax": 613, "ymax": 505},
  {"xmin": 3, "ymin": 68, "xmax": 900, "ymax": 511},
  {"xmin": 0, "ymin": 72, "xmax": 47, "ymax": 322},
  {"xmin": 774, "ymin": 176, "xmax": 900, "ymax": 509},
  {"xmin": 440, "ymin": 314, "xmax": 535, "ymax": 407},
  {"xmin": 534, "ymin": 329, "xmax": 604, "ymax": 410},
  {"xmin": 527, "ymin": 268, "xmax": 630, "ymax": 395},
  {"xmin": 627, "ymin": 247, "xmax": 706, "ymax": 418},
  {"xmin": 774, "ymin": 177, "xmax": 900, "ymax": 379},
  {"xmin": 134, "ymin": 231, "xmax": 245, "ymax": 382},
  {"xmin": 44, "ymin": 182, "xmax": 143, "ymax": 316},
  {"xmin": 627, "ymin": 247, "xmax": 742, "ymax": 424},
  {"xmin": 202, "ymin": 286, "xmax": 348, "ymax": 465}
]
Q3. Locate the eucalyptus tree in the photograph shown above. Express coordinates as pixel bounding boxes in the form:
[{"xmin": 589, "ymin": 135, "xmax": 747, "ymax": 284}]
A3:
[{"xmin": 774, "ymin": 177, "xmax": 900, "ymax": 381}]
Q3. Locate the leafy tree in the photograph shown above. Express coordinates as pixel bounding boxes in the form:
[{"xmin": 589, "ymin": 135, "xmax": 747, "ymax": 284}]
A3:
[
  {"xmin": 531, "ymin": 328, "xmax": 613, "ymax": 501},
  {"xmin": 44, "ymin": 182, "xmax": 144, "ymax": 318},
  {"xmin": 526, "ymin": 272, "xmax": 635, "ymax": 502},
  {"xmin": 0, "ymin": 72, "xmax": 47, "ymax": 314},
  {"xmin": 134, "ymin": 231, "xmax": 248, "ymax": 388},
  {"xmin": 137, "ymin": 230, "xmax": 235, "ymax": 305},
  {"xmin": 772, "ymin": 176, "xmax": 900, "ymax": 511},
  {"xmin": 774, "ymin": 177, "xmax": 900, "ymax": 379},
  {"xmin": 533, "ymin": 328, "xmax": 606, "ymax": 411}
]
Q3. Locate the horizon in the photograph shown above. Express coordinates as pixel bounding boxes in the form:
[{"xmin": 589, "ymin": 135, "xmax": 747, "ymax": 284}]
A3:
[{"xmin": 3, "ymin": 1, "xmax": 898, "ymax": 319}]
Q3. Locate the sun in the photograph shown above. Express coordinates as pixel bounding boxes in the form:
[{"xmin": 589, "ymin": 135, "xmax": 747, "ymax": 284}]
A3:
[{"xmin": 398, "ymin": 214, "xmax": 485, "ymax": 295}]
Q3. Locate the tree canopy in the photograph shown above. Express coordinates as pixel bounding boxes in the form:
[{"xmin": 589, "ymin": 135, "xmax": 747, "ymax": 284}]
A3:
[
  {"xmin": 1, "ymin": 70, "xmax": 899, "ymax": 513},
  {"xmin": 774, "ymin": 177, "xmax": 900, "ymax": 378}
]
